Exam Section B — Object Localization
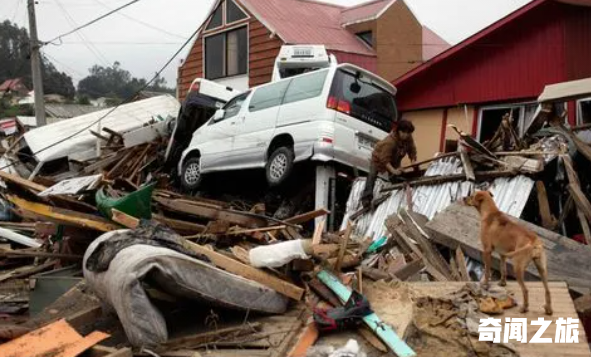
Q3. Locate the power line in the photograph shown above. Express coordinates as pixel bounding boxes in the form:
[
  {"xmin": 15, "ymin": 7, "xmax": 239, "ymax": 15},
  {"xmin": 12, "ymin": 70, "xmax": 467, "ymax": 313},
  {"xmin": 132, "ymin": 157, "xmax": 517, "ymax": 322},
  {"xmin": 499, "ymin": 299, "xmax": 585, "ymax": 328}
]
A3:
[
  {"xmin": 10, "ymin": 0, "xmax": 22, "ymax": 23},
  {"xmin": 0, "ymin": 19, "xmax": 202, "ymax": 172},
  {"xmin": 42, "ymin": 0, "xmax": 141, "ymax": 46},
  {"xmin": 52, "ymin": 0, "xmax": 111, "ymax": 67},
  {"xmin": 61, "ymin": 41, "xmax": 184, "ymax": 45},
  {"xmin": 42, "ymin": 51, "xmax": 86, "ymax": 78},
  {"xmin": 93, "ymin": 0, "xmax": 187, "ymax": 40}
]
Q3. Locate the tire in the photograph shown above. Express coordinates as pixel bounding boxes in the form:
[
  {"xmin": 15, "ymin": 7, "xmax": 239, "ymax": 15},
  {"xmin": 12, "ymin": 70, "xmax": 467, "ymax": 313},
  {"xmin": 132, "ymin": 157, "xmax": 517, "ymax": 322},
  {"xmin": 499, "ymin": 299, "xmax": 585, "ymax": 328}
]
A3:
[
  {"xmin": 265, "ymin": 147, "xmax": 294, "ymax": 187},
  {"xmin": 180, "ymin": 156, "xmax": 203, "ymax": 191}
]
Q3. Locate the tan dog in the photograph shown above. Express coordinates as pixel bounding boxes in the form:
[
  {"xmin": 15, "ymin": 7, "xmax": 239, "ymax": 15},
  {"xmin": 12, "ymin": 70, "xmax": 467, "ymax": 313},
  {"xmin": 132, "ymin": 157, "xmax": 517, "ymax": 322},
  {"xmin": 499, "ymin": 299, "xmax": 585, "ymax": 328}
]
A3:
[{"xmin": 464, "ymin": 190, "xmax": 553, "ymax": 315}]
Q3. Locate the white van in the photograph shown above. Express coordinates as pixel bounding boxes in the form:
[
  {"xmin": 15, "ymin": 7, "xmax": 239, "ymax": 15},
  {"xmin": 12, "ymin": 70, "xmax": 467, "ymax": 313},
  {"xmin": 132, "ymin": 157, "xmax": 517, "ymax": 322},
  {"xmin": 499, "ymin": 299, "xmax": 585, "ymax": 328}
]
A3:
[{"xmin": 178, "ymin": 63, "xmax": 398, "ymax": 190}]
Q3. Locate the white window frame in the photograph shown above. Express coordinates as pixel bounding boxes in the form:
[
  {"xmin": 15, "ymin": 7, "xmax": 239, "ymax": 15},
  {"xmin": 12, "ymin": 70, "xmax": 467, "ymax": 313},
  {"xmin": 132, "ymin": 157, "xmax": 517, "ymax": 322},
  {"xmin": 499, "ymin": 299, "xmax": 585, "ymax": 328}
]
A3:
[
  {"xmin": 225, "ymin": 0, "xmax": 250, "ymax": 27},
  {"xmin": 577, "ymin": 97, "xmax": 591, "ymax": 125},
  {"xmin": 476, "ymin": 101, "xmax": 537, "ymax": 141},
  {"xmin": 203, "ymin": 0, "xmax": 250, "ymax": 34},
  {"xmin": 202, "ymin": 24, "xmax": 250, "ymax": 81}
]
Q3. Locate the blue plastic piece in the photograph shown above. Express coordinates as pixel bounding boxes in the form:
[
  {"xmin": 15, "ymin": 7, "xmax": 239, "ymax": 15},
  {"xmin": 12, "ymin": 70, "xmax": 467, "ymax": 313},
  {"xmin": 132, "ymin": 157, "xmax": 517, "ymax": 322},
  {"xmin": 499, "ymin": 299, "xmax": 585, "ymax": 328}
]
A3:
[{"xmin": 317, "ymin": 270, "xmax": 416, "ymax": 357}]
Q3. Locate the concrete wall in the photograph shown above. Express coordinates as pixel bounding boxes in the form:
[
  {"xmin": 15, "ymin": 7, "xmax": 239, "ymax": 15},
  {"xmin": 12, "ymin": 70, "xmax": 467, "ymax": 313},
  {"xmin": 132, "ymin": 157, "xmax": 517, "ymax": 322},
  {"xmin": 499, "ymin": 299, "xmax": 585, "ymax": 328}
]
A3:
[
  {"xmin": 401, "ymin": 109, "xmax": 444, "ymax": 163},
  {"xmin": 376, "ymin": 0, "xmax": 423, "ymax": 82}
]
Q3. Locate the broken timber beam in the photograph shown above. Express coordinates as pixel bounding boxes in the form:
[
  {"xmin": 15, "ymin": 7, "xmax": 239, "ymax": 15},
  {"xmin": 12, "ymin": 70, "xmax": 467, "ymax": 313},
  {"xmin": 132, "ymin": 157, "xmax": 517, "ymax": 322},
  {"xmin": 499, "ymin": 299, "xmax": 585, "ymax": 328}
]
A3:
[
  {"xmin": 155, "ymin": 197, "xmax": 267, "ymax": 228},
  {"xmin": 460, "ymin": 151, "xmax": 475, "ymax": 181},
  {"xmin": 381, "ymin": 170, "xmax": 517, "ymax": 192},
  {"xmin": 8, "ymin": 195, "xmax": 119, "ymax": 232},
  {"xmin": 285, "ymin": 209, "xmax": 330, "ymax": 225}
]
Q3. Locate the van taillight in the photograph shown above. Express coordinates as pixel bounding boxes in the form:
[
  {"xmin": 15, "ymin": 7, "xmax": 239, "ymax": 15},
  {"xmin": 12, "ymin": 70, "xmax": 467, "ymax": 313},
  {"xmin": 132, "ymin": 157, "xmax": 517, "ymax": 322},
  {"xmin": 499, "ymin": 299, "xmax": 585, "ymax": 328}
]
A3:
[
  {"xmin": 190, "ymin": 81, "xmax": 200, "ymax": 93},
  {"xmin": 327, "ymin": 96, "xmax": 351, "ymax": 114},
  {"xmin": 337, "ymin": 100, "xmax": 351, "ymax": 114},
  {"xmin": 327, "ymin": 96, "xmax": 338, "ymax": 109}
]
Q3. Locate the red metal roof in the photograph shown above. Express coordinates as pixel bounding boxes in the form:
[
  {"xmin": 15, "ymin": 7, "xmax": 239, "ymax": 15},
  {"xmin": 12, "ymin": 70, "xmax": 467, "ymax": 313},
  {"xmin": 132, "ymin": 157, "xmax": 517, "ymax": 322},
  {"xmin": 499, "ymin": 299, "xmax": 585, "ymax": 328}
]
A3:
[
  {"xmin": 422, "ymin": 26, "xmax": 450, "ymax": 61},
  {"xmin": 239, "ymin": 0, "xmax": 375, "ymax": 56},
  {"xmin": 394, "ymin": 0, "xmax": 591, "ymax": 111},
  {"xmin": 340, "ymin": 0, "xmax": 394, "ymax": 26},
  {"xmin": 0, "ymin": 78, "xmax": 24, "ymax": 92}
]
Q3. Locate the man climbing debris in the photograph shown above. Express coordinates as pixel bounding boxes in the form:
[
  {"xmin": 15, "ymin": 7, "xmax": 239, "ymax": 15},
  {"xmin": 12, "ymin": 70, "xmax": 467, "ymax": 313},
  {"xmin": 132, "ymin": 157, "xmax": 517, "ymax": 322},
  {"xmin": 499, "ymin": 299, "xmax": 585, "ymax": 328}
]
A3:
[{"xmin": 361, "ymin": 119, "xmax": 417, "ymax": 208}]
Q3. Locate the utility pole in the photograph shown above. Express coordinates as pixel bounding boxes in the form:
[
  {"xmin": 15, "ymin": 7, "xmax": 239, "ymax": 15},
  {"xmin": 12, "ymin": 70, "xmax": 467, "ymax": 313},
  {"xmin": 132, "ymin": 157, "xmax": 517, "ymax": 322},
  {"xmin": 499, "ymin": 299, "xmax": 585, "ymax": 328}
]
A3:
[{"xmin": 27, "ymin": 0, "xmax": 46, "ymax": 127}]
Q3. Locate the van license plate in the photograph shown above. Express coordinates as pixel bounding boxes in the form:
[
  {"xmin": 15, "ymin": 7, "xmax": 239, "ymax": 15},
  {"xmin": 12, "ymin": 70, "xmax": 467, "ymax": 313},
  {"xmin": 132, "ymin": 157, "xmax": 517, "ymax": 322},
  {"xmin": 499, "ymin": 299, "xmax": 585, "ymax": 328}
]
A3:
[
  {"xmin": 293, "ymin": 47, "xmax": 313, "ymax": 58},
  {"xmin": 358, "ymin": 136, "xmax": 376, "ymax": 149}
]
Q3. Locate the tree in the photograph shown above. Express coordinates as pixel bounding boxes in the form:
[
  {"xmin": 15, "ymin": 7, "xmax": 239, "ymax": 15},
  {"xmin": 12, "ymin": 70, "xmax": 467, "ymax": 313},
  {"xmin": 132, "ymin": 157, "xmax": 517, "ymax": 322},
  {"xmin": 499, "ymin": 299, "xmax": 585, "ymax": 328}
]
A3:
[
  {"xmin": 78, "ymin": 62, "xmax": 175, "ymax": 99},
  {"xmin": 0, "ymin": 20, "xmax": 75, "ymax": 99}
]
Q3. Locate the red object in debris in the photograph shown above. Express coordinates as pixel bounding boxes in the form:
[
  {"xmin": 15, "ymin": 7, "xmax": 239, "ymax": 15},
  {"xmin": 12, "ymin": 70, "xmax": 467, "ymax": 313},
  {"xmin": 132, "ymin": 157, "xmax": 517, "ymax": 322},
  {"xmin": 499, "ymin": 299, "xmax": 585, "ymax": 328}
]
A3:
[{"xmin": 573, "ymin": 234, "xmax": 588, "ymax": 245}]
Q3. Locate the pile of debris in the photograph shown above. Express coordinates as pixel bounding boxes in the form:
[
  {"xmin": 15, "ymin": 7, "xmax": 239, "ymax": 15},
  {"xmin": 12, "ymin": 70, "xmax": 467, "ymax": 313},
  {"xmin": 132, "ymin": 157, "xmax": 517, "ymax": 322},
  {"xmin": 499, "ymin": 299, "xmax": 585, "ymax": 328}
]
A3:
[{"xmin": 0, "ymin": 92, "xmax": 589, "ymax": 357}]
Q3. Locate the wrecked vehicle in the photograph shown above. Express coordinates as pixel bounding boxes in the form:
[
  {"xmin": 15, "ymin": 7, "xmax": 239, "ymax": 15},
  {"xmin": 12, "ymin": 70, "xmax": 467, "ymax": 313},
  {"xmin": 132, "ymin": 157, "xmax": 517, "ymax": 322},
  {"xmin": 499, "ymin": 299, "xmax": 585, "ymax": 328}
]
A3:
[
  {"xmin": 178, "ymin": 62, "xmax": 399, "ymax": 190},
  {"xmin": 164, "ymin": 78, "xmax": 240, "ymax": 175}
]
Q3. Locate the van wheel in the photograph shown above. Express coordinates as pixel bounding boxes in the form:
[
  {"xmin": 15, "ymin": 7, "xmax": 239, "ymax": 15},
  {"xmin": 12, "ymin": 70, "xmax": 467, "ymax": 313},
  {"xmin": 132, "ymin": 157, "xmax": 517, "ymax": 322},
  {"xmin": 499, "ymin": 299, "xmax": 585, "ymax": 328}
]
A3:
[
  {"xmin": 181, "ymin": 157, "xmax": 203, "ymax": 191},
  {"xmin": 266, "ymin": 147, "xmax": 294, "ymax": 187}
]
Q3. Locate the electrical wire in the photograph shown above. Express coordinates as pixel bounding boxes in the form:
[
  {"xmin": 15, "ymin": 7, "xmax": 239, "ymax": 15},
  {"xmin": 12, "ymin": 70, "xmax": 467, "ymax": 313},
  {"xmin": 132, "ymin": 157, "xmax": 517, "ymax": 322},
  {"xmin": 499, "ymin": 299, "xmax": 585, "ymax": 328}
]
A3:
[
  {"xmin": 9, "ymin": 0, "xmax": 22, "ymax": 24},
  {"xmin": 0, "ymin": 21, "xmax": 203, "ymax": 172},
  {"xmin": 42, "ymin": 0, "xmax": 141, "ymax": 46},
  {"xmin": 52, "ymin": 0, "xmax": 111, "ymax": 66},
  {"xmin": 92, "ymin": 0, "xmax": 187, "ymax": 40}
]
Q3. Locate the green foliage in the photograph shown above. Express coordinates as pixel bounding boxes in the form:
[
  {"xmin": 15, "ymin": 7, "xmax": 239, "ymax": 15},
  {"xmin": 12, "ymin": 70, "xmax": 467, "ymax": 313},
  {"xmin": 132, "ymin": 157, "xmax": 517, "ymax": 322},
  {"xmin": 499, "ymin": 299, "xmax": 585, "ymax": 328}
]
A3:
[
  {"xmin": 0, "ymin": 20, "xmax": 76, "ymax": 99},
  {"xmin": 77, "ymin": 95, "xmax": 91, "ymax": 105},
  {"xmin": 78, "ymin": 62, "xmax": 175, "ymax": 99}
]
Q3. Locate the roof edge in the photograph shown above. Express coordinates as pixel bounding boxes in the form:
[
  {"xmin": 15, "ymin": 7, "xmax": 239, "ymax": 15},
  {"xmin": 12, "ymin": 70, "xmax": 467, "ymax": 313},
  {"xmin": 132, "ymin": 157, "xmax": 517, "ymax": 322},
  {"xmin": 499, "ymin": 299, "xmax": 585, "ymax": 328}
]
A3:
[{"xmin": 393, "ymin": 0, "xmax": 548, "ymax": 85}]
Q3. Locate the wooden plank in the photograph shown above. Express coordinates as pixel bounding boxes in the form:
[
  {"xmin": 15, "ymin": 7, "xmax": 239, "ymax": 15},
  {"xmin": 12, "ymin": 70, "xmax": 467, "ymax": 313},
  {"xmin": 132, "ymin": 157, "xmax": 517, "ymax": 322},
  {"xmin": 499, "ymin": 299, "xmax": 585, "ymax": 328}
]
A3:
[
  {"xmin": 152, "ymin": 214, "xmax": 206, "ymax": 235},
  {"xmin": 460, "ymin": 151, "xmax": 475, "ymax": 181},
  {"xmin": 0, "ymin": 167, "xmax": 47, "ymax": 192},
  {"xmin": 155, "ymin": 197, "xmax": 266, "ymax": 228},
  {"xmin": 426, "ymin": 203, "xmax": 591, "ymax": 294},
  {"xmin": 285, "ymin": 209, "xmax": 330, "ymax": 225},
  {"xmin": 455, "ymin": 247, "xmax": 470, "ymax": 281},
  {"xmin": 311, "ymin": 219, "xmax": 325, "ymax": 245},
  {"xmin": 536, "ymin": 181, "xmax": 557, "ymax": 230},
  {"xmin": 8, "ymin": 195, "xmax": 119, "ymax": 232},
  {"xmin": 334, "ymin": 221, "xmax": 353, "ymax": 271},
  {"xmin": 160, "ymin": 324, "xmax": 262, "ymax": 351},
  {"xmin": 400, "ymin": 210, "xmax": 453, "ymax": 280},
  {"xmin": 0, "ymin": 261, "xmax": 55, "ymax": 283},
  {"xmin": 569, "ymin": 184, "xmax": 591, "ymax": 225},
  {"xmin": 316, "ymin": 270, "xmax": 416, "ymax": 357},
  {"xmin": 288, "ymin": 321, "xmax": 318, "ymax": 357},
  {"xmin": 555, "ymin": 194, "xmax": 574, "ymax": 230},
  {"xmin": 382, "ymin": 170, "xmax": 517, "ymax": 192}
]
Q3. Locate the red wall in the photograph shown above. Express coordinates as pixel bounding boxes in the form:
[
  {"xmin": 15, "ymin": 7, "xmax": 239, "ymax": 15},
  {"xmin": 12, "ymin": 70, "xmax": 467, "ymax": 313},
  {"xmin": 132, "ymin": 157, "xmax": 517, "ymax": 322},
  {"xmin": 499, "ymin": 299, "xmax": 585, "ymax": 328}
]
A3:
[
  {"xmin": 330, "ymin": 51, "xmax": 377, "ymax": 73},
  {"xmin": 395, "ymin": 2, "xmax": 591, "ymax": 112}
]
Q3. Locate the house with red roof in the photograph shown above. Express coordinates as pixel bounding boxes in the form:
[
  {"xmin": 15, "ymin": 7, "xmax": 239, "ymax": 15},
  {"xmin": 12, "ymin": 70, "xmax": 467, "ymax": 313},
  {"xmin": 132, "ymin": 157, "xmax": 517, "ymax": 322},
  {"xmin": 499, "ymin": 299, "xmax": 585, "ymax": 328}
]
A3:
[
  {"xmin": 392, "ymin": 0, "xmax": 591, "ymax": 161},
  {"xmin": 0, "ymin": 78, "xmax": 29, "ymax": 98},
  {"xmin": 177, "ymin": 0, "xmax": 449, "ymax": 98}
]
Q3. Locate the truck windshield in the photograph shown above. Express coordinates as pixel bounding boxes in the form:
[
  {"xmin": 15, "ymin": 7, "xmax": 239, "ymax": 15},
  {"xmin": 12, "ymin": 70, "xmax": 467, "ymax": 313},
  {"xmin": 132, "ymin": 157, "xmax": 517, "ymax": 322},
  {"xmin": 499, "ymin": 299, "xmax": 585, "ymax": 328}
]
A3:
[{"xmin": 329, "ymin": 69, "xmax": 398, "ymax": 132}]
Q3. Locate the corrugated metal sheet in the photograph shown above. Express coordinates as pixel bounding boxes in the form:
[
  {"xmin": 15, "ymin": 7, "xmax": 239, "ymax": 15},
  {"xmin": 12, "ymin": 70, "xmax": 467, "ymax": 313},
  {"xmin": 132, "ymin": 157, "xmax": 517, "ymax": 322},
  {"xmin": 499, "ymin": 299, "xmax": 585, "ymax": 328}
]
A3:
[
  {"xmin": 340, "ymin": 157, "xmax": 535, "ymax": 241},
  {"xmin": 24, "ymin": 95, "xmax": 179, "ymax": 163},
  {"xmin": 394, "ymin": 1, "xmax": 583, "ymax": 111},
  {"xmin": 240, "ymin": 0, "xmax": 375, "ymax": 56}
]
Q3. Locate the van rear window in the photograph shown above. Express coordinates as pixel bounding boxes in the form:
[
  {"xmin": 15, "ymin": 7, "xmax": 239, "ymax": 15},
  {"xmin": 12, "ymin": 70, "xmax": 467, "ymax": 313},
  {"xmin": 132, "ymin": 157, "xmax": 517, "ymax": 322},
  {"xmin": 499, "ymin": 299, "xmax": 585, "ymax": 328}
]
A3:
[{"xmin": 329, "ymin": 69, "xmax": 397, "ymax": 132}]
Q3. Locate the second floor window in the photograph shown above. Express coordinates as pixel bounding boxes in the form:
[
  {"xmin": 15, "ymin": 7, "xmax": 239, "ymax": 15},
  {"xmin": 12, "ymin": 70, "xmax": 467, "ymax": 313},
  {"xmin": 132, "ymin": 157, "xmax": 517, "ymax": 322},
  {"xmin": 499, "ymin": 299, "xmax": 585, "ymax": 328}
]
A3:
[{"xmin": 205, "ymin": 27, "xmax": 248, "ymax": 80}]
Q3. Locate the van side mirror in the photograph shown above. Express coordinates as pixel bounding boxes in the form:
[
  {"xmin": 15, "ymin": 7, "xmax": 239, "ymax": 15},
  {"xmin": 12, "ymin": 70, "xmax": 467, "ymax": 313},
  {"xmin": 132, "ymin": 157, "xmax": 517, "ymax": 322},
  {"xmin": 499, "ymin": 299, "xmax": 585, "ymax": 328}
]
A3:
[{"xmin": 212, "ymin": 109, "xmax": 225, "ymax": 122}]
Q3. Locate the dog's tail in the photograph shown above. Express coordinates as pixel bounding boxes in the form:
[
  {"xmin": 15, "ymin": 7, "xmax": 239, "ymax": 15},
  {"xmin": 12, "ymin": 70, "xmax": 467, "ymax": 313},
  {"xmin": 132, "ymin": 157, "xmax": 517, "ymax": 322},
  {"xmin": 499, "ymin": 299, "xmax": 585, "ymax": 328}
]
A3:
[{"xmin": 505, "ymin": 243, "xmax": 534, "ymax": 258}]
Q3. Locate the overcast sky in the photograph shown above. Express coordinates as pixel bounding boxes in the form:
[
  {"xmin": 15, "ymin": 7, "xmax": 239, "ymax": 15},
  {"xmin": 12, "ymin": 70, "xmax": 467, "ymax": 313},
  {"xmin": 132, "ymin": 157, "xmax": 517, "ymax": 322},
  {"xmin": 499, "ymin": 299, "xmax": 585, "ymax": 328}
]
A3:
[{"xmin": 1, "ymin": 0, "xmax": 532, "ymax": 87}]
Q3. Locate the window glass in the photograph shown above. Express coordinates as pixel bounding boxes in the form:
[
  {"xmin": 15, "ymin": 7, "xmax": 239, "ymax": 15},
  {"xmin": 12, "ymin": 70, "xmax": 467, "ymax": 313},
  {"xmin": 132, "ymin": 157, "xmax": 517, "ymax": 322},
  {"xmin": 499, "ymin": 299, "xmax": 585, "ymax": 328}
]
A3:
[
  {"xmin": 356, "ymin": 31, "xmax": 373, "ymax": 47},
  {"xmin": 221, "ymin": 92, "xmax": 249, "ymax": 120},
  {"xmin": 226, "ymin": 27, "xmax": 247, "ymax": 76},
  {"xmin": 205, "ymin": 34, "xmax": 224, "ymax": 80},
  {"xmin": 227, "ymin": 0, "xmax": 248, "ymax": 23},
  {"xmin": 283, "ymin": 70, "xmax": 328, "ymax": 105},
  {"xmin": 249, "ymin": 80, "xmax": 291, "ymax": 112},
  {"xmin": 206, "ymin": 5, "xmax": 223, "ymax": 30},
  {"xmin": 329, "ymin": 69, "xmax": 397, "ymax": 132},
  {"xmin": 579, "ymin": 99, "xmax": 591, "ymax": 125}
]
